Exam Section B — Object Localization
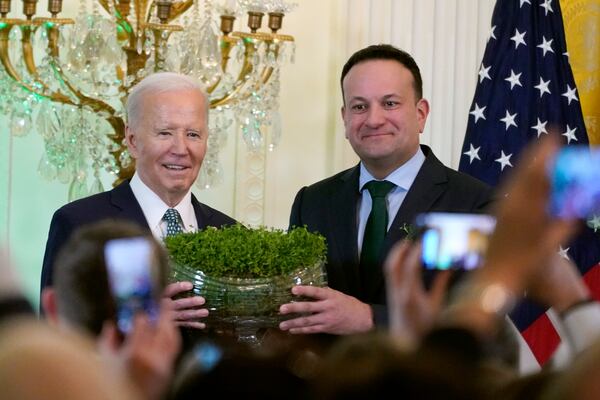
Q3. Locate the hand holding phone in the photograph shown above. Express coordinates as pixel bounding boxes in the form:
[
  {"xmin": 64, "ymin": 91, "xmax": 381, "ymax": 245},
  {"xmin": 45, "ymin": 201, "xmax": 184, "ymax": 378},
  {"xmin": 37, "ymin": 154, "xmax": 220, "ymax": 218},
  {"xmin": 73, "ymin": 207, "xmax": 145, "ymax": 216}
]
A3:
[
  {"xmin": 104, "ymin": 237, "xmax": 160, "ymax": 334},
  {"xmin": 415, "ymin": 212, "xmax": 496, "ymax": 270}
]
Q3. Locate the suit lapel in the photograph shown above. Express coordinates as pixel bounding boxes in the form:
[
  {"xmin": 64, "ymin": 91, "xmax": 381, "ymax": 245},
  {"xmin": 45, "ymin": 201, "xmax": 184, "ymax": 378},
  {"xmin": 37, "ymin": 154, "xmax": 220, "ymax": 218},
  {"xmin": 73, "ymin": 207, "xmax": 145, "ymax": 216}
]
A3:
[
  {"xmin": 191, "ymin": 194, "xmax": 212, "ymax": 229},
  {"xmin": 329, "ymin": 166, "xmax": 362, "ymax": 295},
  {"xmin": 387, "ymin": 149, "xmax": 449, "ymax": 245},
  {"xmin": 364, "ymin": 148, "xmax": 450, "ymax": 300},
  {"xmin": 110, "ymin": 181, "xmax": 150, "ymax": 229}
]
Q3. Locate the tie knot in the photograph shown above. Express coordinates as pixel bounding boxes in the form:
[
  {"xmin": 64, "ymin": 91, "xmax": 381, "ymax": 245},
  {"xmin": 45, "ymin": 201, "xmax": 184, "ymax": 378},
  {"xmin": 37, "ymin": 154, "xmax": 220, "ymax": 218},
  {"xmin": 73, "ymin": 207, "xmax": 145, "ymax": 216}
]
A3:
[
  {"xmin": 364, "ymin": 180, "xmax": 395, "ymax": 198},
  {"xmin": 163, "ymin": 208, "xmax": 181, "ymax": 223}
]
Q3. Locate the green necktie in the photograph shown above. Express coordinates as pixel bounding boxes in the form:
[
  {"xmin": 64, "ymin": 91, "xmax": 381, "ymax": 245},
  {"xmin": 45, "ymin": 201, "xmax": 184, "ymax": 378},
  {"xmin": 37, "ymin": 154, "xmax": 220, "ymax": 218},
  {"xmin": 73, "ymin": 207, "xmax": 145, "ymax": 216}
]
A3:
[
  {"xmin": 163, "ymin": 208, "xmax": 184, "ymax": 237},
  {"xmin": 360, "ymin": 180, "xmax": 396, "ymax": 276}
]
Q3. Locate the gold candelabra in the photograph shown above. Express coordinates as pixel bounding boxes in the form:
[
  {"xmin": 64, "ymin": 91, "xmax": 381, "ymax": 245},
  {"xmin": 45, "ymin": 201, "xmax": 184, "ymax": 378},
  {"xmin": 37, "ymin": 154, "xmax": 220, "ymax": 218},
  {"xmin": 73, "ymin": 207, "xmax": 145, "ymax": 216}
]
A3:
[{"xmin": 0, "ymin": 0, "xmax": 295, "ymax": 200}]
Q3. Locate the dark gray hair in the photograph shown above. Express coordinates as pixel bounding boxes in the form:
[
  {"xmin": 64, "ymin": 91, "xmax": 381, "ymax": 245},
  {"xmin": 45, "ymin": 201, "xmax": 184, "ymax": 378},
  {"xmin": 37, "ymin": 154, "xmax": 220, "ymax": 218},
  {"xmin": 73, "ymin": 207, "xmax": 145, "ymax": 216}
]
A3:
[
  {"xmin": 341, "ymin": 44, "xmax": 423, "ymax": 103},
  {"xmin": 126, "ymin": 72, "xmax": 209, "ymax": 130}
]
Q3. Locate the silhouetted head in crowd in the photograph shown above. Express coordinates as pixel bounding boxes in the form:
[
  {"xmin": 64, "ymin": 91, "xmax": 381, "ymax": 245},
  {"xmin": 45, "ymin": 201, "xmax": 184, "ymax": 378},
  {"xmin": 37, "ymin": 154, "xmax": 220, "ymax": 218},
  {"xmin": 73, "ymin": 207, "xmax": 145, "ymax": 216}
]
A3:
[
  {"xmin": 170, "ymin": 338, "xmax": 310, "ymax": 400},
  {"xmin": 493, "ymin": 369, "xmax": 558, "ymax": 400},
  {"xmin": 542, "ymin": 338, "xmax": 600, "ymax": 400},
  {"xmin": 0, "ymin": 319, "xmax": 136, "ymax": 399},
  {"xmin": 41, "ymin": 219, "xmax": 170, "ymax": 337},
  {"xmin": 312, "ymin": 332, "xmax": 484, "ymax": 400}
]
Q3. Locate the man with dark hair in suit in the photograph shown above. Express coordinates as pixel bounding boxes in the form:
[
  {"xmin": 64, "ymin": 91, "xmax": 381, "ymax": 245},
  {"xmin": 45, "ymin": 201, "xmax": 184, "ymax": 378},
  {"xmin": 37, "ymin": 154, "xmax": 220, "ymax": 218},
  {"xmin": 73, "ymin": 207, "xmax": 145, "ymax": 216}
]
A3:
[
  {"xmin": 41, "ymin": 220, "xmax": 181, "ymax": 399},
  {"xmin": 40, "ymin": 72, "xmax": 236, "ymax": 327},
  {"xmin": 279, "ymin": 44, "xmax": 493, "ymax": 335}
]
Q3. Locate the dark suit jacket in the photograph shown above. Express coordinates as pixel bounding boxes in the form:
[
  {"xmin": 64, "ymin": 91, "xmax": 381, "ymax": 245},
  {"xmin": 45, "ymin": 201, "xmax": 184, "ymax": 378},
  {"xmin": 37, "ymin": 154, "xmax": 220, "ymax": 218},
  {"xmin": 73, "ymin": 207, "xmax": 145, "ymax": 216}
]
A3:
[
  {"xmin": 289, "ymin": 145, "xmax": 494, "ymax": 325},
  {"xmin": 40, "ymin": 181, "xmax": 236, "ymax": 298}
]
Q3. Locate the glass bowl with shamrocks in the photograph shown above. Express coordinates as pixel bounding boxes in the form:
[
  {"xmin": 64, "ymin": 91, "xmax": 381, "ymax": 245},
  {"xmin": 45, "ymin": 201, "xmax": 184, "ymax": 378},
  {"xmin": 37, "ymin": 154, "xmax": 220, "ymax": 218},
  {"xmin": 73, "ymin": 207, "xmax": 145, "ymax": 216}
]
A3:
[{"xmin": 165, "ymin": 224, "xmax": 327, "ymax": 344}]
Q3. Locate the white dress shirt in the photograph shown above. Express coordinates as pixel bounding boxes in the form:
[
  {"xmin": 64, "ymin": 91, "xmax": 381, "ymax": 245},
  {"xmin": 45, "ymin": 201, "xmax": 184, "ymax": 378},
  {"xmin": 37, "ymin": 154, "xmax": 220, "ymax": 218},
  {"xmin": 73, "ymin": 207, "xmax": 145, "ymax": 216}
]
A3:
[
  {"xmin": 130, "ymin": 172, "xmax": 198, "ymax": 241},
  {"xmin": 357, "ymin": 147, "xmax": 426, "ymax": 253}
]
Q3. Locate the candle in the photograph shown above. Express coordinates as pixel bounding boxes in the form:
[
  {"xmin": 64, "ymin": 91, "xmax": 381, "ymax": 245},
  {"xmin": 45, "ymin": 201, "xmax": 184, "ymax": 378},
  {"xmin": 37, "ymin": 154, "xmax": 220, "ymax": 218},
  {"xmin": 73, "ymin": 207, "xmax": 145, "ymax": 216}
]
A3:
[{"xmin": 0, "ymin": 0, "xmax": 11, "ymax": 18}]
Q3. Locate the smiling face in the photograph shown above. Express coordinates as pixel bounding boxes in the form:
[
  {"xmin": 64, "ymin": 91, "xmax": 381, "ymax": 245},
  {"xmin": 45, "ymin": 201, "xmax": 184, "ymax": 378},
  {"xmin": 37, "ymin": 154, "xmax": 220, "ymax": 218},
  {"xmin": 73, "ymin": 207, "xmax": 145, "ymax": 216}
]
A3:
[
  {"xmin": 126, "ymin": 89, "xmax": 208, "ymax": 207},
  {"xmin": 341, "ymin": 59, "xmax": 429, "ymax": 179}
]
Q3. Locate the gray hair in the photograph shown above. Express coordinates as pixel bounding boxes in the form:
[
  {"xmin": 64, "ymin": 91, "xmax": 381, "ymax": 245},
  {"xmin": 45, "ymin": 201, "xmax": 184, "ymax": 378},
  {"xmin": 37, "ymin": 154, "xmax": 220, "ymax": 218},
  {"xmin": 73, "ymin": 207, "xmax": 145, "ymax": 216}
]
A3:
[{"xmin": 126, "ymin": 72, "xmax": 209, "ymax": 130}]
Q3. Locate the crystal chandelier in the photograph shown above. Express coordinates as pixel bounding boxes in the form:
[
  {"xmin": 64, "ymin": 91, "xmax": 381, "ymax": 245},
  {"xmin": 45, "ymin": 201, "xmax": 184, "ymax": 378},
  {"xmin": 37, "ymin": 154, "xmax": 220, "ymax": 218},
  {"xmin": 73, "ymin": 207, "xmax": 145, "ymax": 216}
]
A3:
[{"xmin": 0, "ymin": 0, "xmax": 295, "ymax": 200}]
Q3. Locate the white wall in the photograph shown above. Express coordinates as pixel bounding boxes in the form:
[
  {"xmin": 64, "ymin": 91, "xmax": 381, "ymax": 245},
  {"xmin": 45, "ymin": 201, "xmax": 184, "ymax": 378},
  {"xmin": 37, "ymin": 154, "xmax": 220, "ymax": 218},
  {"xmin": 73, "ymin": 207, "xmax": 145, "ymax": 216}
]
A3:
[{"xmin": 0, "ymin": 0, "xmax": 497, "ymax": 308}]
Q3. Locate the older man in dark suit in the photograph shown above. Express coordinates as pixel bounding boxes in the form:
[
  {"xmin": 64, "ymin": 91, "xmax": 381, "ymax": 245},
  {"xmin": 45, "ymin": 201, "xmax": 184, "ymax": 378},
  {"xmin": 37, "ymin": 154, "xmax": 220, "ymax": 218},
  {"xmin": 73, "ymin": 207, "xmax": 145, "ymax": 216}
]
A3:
[
  {"xmin": 40, "ymin": 72, "xmax": 235, "ymax": 327},
  {"xmin": 279, "ymin": 45, "xmax": 493, "ymax": 335}
]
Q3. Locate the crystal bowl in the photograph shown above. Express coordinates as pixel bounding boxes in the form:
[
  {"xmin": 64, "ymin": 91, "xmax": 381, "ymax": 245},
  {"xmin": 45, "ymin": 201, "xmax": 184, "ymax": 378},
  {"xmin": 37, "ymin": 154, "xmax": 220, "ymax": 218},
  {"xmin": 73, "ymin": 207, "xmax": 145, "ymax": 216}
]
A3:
[{"xmin": 171, "ymin": 262, "xmax": 327, "ymax": 343}]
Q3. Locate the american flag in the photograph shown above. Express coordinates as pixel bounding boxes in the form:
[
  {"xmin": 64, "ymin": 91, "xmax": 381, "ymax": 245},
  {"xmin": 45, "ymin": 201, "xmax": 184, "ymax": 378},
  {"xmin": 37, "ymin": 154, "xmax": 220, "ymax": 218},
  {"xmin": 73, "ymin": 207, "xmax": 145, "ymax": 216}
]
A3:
[{"xmin": 458, "ymin": 0, "xmax": 600, "ymax": 366}]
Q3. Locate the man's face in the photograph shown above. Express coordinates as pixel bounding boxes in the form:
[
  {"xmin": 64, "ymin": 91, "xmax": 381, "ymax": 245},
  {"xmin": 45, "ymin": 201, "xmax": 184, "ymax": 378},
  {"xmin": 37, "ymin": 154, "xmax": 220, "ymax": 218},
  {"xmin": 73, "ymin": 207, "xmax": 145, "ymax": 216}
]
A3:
[
  {"xmin": 341, "ymin": 59, "xmax": 429, "ymax": 178},
  {"xmin": 126, "ymin": 89, "xmax": 208, "ymax": 206}
]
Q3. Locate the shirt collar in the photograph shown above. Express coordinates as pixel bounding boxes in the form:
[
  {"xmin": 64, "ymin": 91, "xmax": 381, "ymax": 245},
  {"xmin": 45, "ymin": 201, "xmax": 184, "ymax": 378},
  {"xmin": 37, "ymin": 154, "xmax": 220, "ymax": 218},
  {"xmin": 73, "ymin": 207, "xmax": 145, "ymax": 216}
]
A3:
[
  {"xmin": 359, "ymin": 146, "xmax": 426, "ymax": 191},
  {"xmin": 130, "ymin": 172, "xmax": 197, "ymax": 232}
]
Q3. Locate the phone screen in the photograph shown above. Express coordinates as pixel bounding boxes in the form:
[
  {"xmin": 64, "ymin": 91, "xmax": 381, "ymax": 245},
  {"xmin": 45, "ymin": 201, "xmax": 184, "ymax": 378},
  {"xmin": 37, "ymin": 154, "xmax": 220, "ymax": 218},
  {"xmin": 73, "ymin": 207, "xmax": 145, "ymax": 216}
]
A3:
[
  {"xmin": 548, "ymin": 146, "xmax": 600, "ymax": 219},
  {"xmin": 415, "ymin": 212, "xmax": 496, "ymax": 270},
  {"xmin": 104, "ymin": 237, "xmax": 160, "ymax": 334}
]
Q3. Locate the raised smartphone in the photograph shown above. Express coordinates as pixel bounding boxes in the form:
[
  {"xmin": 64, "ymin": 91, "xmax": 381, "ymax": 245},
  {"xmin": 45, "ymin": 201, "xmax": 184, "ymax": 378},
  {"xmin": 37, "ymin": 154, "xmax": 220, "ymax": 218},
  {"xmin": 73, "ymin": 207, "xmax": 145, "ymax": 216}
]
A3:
[
  {"xmin": 415, "ymin": 212, "xmax": 496, "ymax": 270},
  {"xmin": 548, "ymin": 146, "xmax": 600, "ymax": 219},
  {"xmin": 104, "ymin": 237, "xmax": 160, "ymax": 334}
]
